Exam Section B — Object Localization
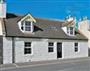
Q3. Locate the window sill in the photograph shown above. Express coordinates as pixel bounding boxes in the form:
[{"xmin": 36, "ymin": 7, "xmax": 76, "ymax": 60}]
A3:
[
  {"xmin": 67, "ymin": 34, "xmax": 75, "ymax": 36},
  {"xmin": 22, "ymin": 31, "xmax": 35, "ymax": 34},
  {"xmin": 24, "ymin": 54, "xmax": 33, "ymax": 56}
]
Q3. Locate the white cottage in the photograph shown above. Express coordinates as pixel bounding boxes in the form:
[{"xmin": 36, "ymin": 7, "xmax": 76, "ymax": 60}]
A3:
[{"xmin": 0, "ymin": 0, "xmax": 88, "ymax": 64}]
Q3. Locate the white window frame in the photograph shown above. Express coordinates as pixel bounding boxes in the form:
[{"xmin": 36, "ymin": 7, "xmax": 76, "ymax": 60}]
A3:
[
  {"xmin": 67, "ymin": 27, "xmax": 74, "ymax": 36},
  {"xmin": 24, "ymin": 42, "xmax": 32, "ymax": 54},
  {"xmin": 48, "ymin": 42, "xmax": 54, "ymax": 53},
  {"xmin": 74, "ymin": 43, "xmax": 79, "ymax": 52},
  {"xmin": 70, "ymin": 27, "xmax": 74, "ymax": 35},
  {"xmin": 25, "ymin": 21, "xmax": 31, "ymax": 31},
  {"xmin": 20, "ymin": 21, "xmax": 33, "ymax": 33}
]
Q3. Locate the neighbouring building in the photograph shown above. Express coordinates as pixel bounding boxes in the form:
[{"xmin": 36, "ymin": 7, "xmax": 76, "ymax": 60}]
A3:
[
  {"xmin": 78, "ymin": 17, "xmax": 90, "ymax": 48},
  {"xmin": 0, "ymin": 0, "xmax": 88, "ymax": 64},
  {"xmin": 78, "ymin": 17, "xmax": 90, "ymax": 56}
]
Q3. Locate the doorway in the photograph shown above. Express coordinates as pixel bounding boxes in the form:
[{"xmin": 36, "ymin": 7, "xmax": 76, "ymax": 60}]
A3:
[{"xmin": 57, "ymin": 43, "xmax": 62, "ymax": 58}]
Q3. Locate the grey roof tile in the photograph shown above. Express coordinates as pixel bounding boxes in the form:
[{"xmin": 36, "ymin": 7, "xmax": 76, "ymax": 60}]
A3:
[{"xmin": 5, "ymin": 15, "xmax": 87, "ymax": 40}]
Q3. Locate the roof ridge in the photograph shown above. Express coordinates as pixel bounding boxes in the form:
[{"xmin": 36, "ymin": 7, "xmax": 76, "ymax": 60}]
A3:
[
  {"xmin": 35, "ymin": 17, "xmax": 65, "ymax": 22},
  {"xmin": 7, "ymin": 13, "xmax": 65, "ymax": 22}
]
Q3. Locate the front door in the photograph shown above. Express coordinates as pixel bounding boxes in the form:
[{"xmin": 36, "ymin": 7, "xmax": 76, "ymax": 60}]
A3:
[{"xmin": 57, "ymin": 43, "xmax": 62, "ymax": 58}]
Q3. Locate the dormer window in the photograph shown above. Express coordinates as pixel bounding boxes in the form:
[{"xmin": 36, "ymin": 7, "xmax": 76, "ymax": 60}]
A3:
[
  {"xmin": 18, "ymin": 14, "xmax": 36, "ymax": 33},
  {"xmin": 67, "ymin": 27, "xmax": 74, "ymax": 36},
  {"xmin": 21, "ymin": 21, "xmax": 33, "ymax": 32}
]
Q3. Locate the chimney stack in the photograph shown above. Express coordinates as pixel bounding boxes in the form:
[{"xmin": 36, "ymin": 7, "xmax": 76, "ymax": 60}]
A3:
[{"xmin": 0, "ymin": 0, "xmax": 6, "ymax": 18}]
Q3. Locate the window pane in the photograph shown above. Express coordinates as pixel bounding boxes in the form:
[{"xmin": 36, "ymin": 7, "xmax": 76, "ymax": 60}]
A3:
[
  {"xmin": 25, "ymin": 42, "xmax": 31, "ymax": 47},
  {"xmin": 75, "ymin": 43, "xmax": 78, "ymax": 46},
  {"xmin": 70, "ymin": 27, "xmax": 73, "ymax": 35},
  {"xmin": 70, "ymin": 30, "xmax": 73, "ymax": 34},
  {"xmin": 48, "ymin": 42, "xmax": 54, "ymax": 46},
  {"xmin": 70, "ymin": 27, "xmax": 73, "ymax": 30},
  {"xmin": 48, "ymin": 47, "xmax": 53, "ymax": 52},
  {"xmin": 75, "ymin": 48, "xmax": 78, "ymax": 52},
  {"xmin": 24, "ymin": 48, "xmax": 31, "ymax": 54},
  {"xmin": 25, "ymin": 26, "xmax": 31, "ymax": 31},
  {"xmin": 25, "ymin": 21, "xmax": 31, "ymax": 26}
]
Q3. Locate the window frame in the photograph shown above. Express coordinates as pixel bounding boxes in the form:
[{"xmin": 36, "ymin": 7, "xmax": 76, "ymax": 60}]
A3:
[
  {"xmin": 25, "ymin": 21, "xmax": 31, "ymax": 31},
  {"xmin": 48, "ymin": 42, "xmax": 54, "ymax": 52},
  {"xmin": 74, "ymin": 43, "xmax": 79, "ymax": 52},
  {"xmin": 21, "ymin": 21, "xmax": 33, "ymax": 32},
  {"xmin": 67, "ymin": 27, "xmax": 74, "ymax": 35},
  {"xmin": 24, "ymin": 42, "xmax": 32, "ymax": 54},
  {"xmin": 70, "ymin": 27, "xmax": 74, "ymax": 35}
]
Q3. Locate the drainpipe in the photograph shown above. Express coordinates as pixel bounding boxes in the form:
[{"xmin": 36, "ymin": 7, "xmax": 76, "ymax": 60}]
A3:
[{"xmin": 12, "ymin": 37, "xmax": 15, "ymax": 63}]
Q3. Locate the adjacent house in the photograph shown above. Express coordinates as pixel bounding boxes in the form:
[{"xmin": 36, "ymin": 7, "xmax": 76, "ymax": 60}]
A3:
[
  {"xmin": 78, "ymin": 17, "xmax": 90, "ymax": 56},
  {"xmin": 0, "ymin": 0, "xmax": 88, "ymax": 64}
]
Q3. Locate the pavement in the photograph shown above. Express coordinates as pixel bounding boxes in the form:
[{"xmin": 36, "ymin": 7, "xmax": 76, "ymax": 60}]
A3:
[{"xmin": 0, "ymin": 57, "xmax": 90, "ymax": 70}]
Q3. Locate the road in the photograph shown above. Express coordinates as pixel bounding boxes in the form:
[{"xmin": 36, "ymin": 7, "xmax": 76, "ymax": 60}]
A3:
[{"xmin": 0, "ymin": 58, "xmax": 90, "ymax": 71}]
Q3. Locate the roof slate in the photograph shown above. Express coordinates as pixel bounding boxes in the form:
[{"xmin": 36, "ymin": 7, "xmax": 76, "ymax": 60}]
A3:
[{"xmin": 4, "ymin": 14, "xmax": 87, "ymax": 40}]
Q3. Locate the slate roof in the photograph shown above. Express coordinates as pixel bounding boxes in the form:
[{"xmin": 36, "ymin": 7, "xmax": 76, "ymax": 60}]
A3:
[{"xmin": 4, "ymin": 14, "xmax": 87, "ymax": 40}]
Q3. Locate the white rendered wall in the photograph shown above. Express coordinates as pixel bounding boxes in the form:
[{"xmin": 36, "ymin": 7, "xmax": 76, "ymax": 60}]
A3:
[
  {"xmin": 63, "ymin": 41, "xmax": 88, "ymax": 59},
  {"xmin": 3, "ymin": 37, "xmax": 88, "ymax": 64},
  {"xmin": 3, "ymin": 37, "xmax": 12, "ymax": 64},
  {"xmin": 14, "ymin": 38, "xmax": 57, "ymax": 63},
  {"xmin": 14, "ymin": 38, "xmax": 88, "ymax": 63}
]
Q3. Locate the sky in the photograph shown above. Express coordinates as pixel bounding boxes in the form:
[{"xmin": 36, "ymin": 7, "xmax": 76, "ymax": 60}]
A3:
[{"xmin": 7, "ymin": 0, "xmax": 90, "ymax": 20}]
